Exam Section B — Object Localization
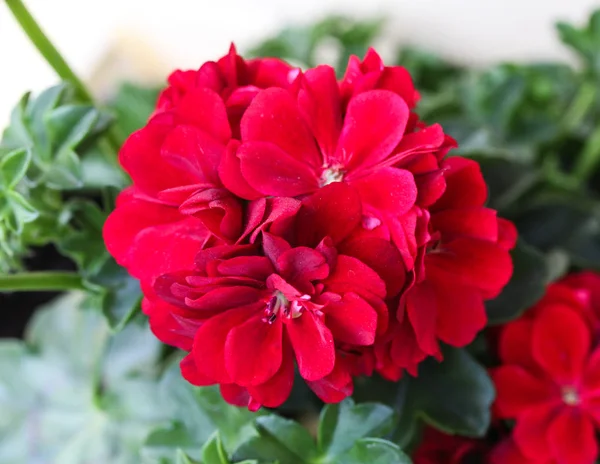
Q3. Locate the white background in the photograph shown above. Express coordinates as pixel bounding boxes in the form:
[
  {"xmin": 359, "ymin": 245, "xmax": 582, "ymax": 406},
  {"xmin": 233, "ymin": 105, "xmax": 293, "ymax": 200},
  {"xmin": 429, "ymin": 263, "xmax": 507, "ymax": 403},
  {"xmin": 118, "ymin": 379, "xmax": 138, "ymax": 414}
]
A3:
[{"xmin": 1, "ymin": 0, "xmax": 598, "ymax": 126}]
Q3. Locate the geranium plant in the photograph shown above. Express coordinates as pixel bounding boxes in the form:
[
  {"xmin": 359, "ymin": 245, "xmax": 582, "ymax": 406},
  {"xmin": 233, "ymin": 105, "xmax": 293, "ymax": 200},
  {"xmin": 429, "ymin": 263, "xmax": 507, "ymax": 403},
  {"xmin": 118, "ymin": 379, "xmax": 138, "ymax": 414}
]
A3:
[{"xmin": 2, "ymin": 1, "xmax": 600, "ymax": 463}]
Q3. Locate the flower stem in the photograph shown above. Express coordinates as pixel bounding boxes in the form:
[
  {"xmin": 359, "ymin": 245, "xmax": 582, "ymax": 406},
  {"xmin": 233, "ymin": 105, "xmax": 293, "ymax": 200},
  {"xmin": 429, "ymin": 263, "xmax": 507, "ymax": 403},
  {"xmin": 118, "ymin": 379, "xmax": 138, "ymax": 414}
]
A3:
[
  {"xmin": 5, "ymin": 0, "xmax": 94, "ymax": 102},
  {"xmin": 573, "ymin": 124, "xmax": 600, "ymax": 182},
  {"xmin": 5, "ymin": 0, "xmax": 123, "ymax": 153},
  {"xmin": 0, "ymin": 272, "xmax": 86, "ymax": 292}
]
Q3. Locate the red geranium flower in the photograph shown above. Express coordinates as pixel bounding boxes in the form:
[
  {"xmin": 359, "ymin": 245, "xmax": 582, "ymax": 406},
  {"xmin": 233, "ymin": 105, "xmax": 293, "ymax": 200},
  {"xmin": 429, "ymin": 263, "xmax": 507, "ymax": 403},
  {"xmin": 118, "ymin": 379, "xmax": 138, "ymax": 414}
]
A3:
[
  {"xmin": 493, "ymin": 279, "xmax": 600, "ymax": 464},
  {"xmin": 103, "ymin": 45, "xmax": 515, "ymax": 409}
]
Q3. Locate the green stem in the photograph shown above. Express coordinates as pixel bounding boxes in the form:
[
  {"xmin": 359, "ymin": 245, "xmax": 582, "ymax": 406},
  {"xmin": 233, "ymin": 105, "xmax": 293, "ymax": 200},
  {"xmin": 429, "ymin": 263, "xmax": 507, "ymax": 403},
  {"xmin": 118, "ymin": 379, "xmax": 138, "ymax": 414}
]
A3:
[
  {"xmin": 6, "ymin": 0, "xmax": 123, "ymax": 154},
  {"xmin": 573, "ymin": 124, "xmax": 600, "ymax": 182},
  {"xmin": 5, "ymin": 0, "xmax": 94, "ymax": 102},
  {"xmin": 0, "ymin": 272, "xmax": 86, "ymax": 292}
]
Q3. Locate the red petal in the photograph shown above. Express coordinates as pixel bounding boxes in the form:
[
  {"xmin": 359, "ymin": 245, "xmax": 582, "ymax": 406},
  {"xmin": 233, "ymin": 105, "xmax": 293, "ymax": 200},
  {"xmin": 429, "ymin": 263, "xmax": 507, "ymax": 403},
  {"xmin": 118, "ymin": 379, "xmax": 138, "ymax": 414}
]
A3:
[
  {"xmin": 513, "ymin": 407, "xmax": 555, "ymax": 461},
  {"xmin": 325, "ymin": 292, "xmax": 377, "ymax": 345},
  {"xmin": 119, "ymin": 117, "xmax": 196, "ymax": 195},
  {"xmin": 307, "ymin": 355, "xmax": 353, "ymax": 403},
  {"xmin": 532, "ymin": 303, "xmax": 591, "ymax": 383},
  {"xmin": 431, "ymin": 207, "xmax": 498, "ymax": 242},
  {"xmin": 180, "ymin": 353, "xmax": 215, "ymax": 386},
  {"xmin": 287, "ymin": 312, "xmax": 335, "ymax": 381},
  {"xmin": 298, "ymin": 65, "xmax": 342, "ymax": 159},
  {"xmin": 426, "ymin": 238, "xmax": 513, "ymax": 299},
  {"xmin": 324, "ymin": 255, "xmax": 386, "ymax": 300},
  {"xmin": 499, "ymin": 319, "xmax": 539, "ymax": 372},
  {"xmin": 160, "ymin": 124, "xmax": 223, "ymax": 186},
  {"xmin": 238, "ymin": 141, "xmax": 319, "ymax": 197},
  {"xmin": 143, "ymin": 296, "xmax": 195, "ymax": 351},
  {"xmin": 225, "ymin": 314, "xmax": 283, "ymax": 386},
  {"xmin": 548, "ymin": 410, "xmax": 597, "ymax": 464},
  {"xmin": 262, "ymin": 232, "xmax": 292, "ymax": 268},
  {"xmin": 432, "ymin": 157, "xmax": 488, "ymax": 211},
  {"xmin": 492, "ymin": 366, "xmax": 555, "ymax": 418},
  {"xmin": 217, "ymin": 256, "xmax": 274, "ymax": 280},
  {"xmin": 429, "ymin": 269, "xmax": 487, "ymax": 347},
  {"xmin": 389, "ymin": 320, "xmax": 429, "ymax": 373},
  {"xmin": 497, "ymin": 217, "xmax": 518, "ymax": 250},
  {"xmin": 192, "ymin": 305, "xmax": 256, "ymax": 383},
  {"xmin": 219, "ymin": 140, "xmax": 262, "ymax": 200},
  {"xmin": 296, "ymin": 182, "xmax": 362, "ymax": 246},
  {"xmin": 350, "ymin": 167, "xmax": 417, "ymax": 216},
  {"xmin": 241, "ymin": 87, "xmax": 321, "ymax": 169},
  {"xmin": 220, "ymin": 384, "xmax": 251, "ymax": 408},
  {"xmin": 247, "ymin": 338, "xmax": 295, "ymax": 408},
  {"xmin": 277, "ymin": 247, "xmax": 329, "ymax": 284},
  {"xmin": 405, "ymin": 280, "xmax": 440, "ymax": 356},
  {"xmin": 175, "ymin": 87, "xmax": 231, "ymax": 144},
  {"xmin": 337, "ymin": 90, "xmax": 409, "ymax": 172},
  {"xmin": 378, "ymin": 66, "xmax": 419, "ymax": 109}
]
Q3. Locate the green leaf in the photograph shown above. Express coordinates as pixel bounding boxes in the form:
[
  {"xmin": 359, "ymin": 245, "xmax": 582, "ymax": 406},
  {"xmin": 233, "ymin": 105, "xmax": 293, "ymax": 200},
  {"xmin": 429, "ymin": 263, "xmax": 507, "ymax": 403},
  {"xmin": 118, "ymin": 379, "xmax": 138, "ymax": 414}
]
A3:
[
  {"xmin": 43, "ymin": 147, "xmax": 83, "ymax": 189},
  {"xmin": 5, "ymin": 190, "xmax": 38, "ymax": 231},
  {"xmin": 47, "ymin": 104, "xmax": 108, "ymax": 153},
  {"xmin": 201, "ymin": 432, "xmax": 231, "ymax": 464},
  {"xmin": 0, "ymin": 292, "xmax": 165, "ymax": 464},
  {"xmin": 393, "ymin": 347, "xmax": 494, "ymax": 446},
  {"xmin": 87, "ymin": 258, "xmax": 142, "ymax": 332},
  {"xmin": 233, "ymin": 415, "xmax": 317, "ymax": 464},
  {"xmin": 0, "ymin": 148, "xmax": 31, "ymax": 189},
  {"xmin": 339, "ymin": 438, "xmax": 412, "ymax": 464},
  {"xmin": 318, "ymin": 399, "xmax": 395, "ymax": 460},
  {"xmin": 143, "ymin": 362, "xmax": 257, "ymax": 462},
  {"xmin": 486, "ymin": 240, "xmax": 549, "ymax": 324}
]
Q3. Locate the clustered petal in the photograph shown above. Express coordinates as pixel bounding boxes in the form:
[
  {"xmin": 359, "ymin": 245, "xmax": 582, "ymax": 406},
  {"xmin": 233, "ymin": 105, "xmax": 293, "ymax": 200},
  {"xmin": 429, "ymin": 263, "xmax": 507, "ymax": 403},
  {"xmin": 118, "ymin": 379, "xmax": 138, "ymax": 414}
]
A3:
[{"xmin": 103, "ymin": 45, "xmax": 515, "ymax": 410}]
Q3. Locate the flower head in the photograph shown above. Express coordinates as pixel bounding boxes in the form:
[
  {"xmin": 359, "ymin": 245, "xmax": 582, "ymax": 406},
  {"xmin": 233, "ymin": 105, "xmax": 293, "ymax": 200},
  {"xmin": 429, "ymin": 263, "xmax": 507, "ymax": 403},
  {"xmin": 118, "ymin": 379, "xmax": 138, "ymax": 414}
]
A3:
[{"xmin": 103, "ymin": 46, "xmax": 514, "ymax": 409}]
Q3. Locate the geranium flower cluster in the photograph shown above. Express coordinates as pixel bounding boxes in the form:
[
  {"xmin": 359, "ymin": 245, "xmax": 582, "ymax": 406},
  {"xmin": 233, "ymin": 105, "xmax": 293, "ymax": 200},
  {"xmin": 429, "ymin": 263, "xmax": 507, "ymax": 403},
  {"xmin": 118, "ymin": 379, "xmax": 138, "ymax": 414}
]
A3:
[
  {"xmin": 103, "ymin": 46, "xmax": 514, "ymax": 410},
  {"xmin": 413, "ymin": 272, "xmax": 600, "ymax": 464},
  {"xmin": 493, "ymin": 272, "xmax": 600, "ymax": 464}
]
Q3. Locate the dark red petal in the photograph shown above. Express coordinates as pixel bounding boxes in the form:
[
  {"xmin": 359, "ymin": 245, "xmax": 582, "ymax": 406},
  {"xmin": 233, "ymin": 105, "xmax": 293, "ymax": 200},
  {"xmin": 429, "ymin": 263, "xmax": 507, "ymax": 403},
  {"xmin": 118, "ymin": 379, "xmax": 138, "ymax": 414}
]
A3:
[
  {"xmin": 431, "ymin": 207, "xmax": 498, "ymax": 242},
  {"xmin": 405, "ymin": 280, "xmax": 440, "ymax": 356},
  {"xmin": 492, "ymin": 366, "xmax": 555, "ymax": 418},
  {"xmin": 426, "ymin": 238, "xmax": 513, "ymax": 299},
  {"xmin": 262, "ymin": 232, "xmax": 292, "ymax": 269},
  {"xmin": 225, "ymin": 314, "xmax": 283, "ymax": 386},
  {"xmin": 499, "ymin": 319, "xmax": 538, "ymax": 372},
  {"xmin": 337, "ymin": 90, "xmax": 409, "ymax": 172},
  {"xmin": 324, "ymin": 255, "xmax": 386, "ymax": 300},
  {"xmin": 389, "ymin": 320, "xmax": 429, "ymax": 373},
  {"xmin": 296, "ymin": 182, "xmax": 362, "ymax": 246},
  {"xmin": 532, "ymin": 303, "xmax": 591, "ymax": 383},
  {"xmin": 238, "ymin": 141, "xmax": 319, "ymax": 197},
  {"xmin": 192, "ymin": 305, "xmax": 256, "ymax": 383},
  {"xmin": 513, "ymin": 407, "xmax": 555, "ymax": 461},
  {"xmin": 287, "ymin": 312, "xmax": 335, "ymax": 381},
  {"xmin": 307, "ymin": 355, "xmax": 353, "ymax": 403},
  {"xmin": 277, "ymin": 247, "xmax": 329, "ymax": 284},
  {"xmin": 143, "ymin": 296, "xmax": 195, "ymax": 351},
  {"xmin": 298, "ymin": 65, "xmax": 342, "ymax": 159},
  {"xmin": 219, "ymin": 140, "xmax": 262, "ymax": 200},
  {"xmin": 180, "ymin": 353, "xmax": 215, "ymax": 386},
  {"xmin": 548, "ymin": 410, "xmax": 597, "ymax": 464},
  {"xmin": 432, "ymin": 157, "xmax": 488, "ymax": 211},
  {"xmin": 247, "ymin": 338, "xmax": 295, "ymax": 408},
  {"xmin": 217, "ymin": 256, "xmax": 274, "ymax": 280},
  {"xmin": 175, "ymin": 87, "xmax": 231, "ymax": 144},
  {"xmin": 325, "ymin": 292, "xmax": 377, "ymax": 346},
  {"xmin": 429, "ymin": 270, "xmax": 487, "ymax": 347},
  {"xmin": 220, "ymin": 384, "xmax": 251, "ymax": 408},
  {"xmin": 350, "ymin": 167, "xmax": 417, "ymax": 216},
  {"xmin": 241, "ymin": 87, "xmax": 321, "ymax": 168}
]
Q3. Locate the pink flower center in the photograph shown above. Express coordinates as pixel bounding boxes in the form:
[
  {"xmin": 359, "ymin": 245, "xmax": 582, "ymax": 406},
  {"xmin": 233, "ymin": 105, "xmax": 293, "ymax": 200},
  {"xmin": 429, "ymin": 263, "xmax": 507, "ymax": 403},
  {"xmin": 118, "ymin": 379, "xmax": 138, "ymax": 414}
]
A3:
[
  {"xmin": 263, "ymin": 291, "xmax": 309, "ymax": 324},
  {"xmin": 562, "ymin": 386, "xmax": 580, "ymax": 406},
  {"xmin": 320, "ymin": 165, "xmax": 345, "ymax": 187}
]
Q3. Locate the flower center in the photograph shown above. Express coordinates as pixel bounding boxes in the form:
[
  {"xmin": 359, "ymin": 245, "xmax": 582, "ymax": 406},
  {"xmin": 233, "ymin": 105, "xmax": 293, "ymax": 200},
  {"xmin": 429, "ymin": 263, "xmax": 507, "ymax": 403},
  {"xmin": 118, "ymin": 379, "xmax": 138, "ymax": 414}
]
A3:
[
  {"xmin": 562, "ymin": 386, "xmax": 580, "ymax": 406},
  {"xmin": 320, "ymin": 165, "xmax": 345, "ymax": 187},
  {"xmin": 263, "ymin": 291, "xmax": 309, "ymax": 324}
]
